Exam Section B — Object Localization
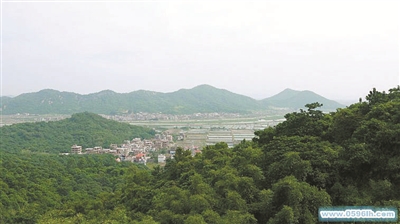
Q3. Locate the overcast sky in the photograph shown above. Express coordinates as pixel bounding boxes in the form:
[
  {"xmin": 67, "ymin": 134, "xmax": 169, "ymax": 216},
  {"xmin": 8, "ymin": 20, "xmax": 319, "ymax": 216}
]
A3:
[{"xmin": 1, "ymin": 0, "xmax": 399, "ymax": 101}]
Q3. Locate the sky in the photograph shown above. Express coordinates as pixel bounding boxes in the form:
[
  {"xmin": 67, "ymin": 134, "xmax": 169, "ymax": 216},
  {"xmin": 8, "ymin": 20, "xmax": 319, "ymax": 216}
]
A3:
[{"xmin": 1, "ymin": 0, "xmax": 399, "ymax": 102}]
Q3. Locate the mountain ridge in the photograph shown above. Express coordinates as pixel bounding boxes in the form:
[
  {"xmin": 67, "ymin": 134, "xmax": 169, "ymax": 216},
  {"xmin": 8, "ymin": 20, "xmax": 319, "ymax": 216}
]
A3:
[{"xmin": 0, "ymin": 85, "xmax": 344, "ymax": 115}]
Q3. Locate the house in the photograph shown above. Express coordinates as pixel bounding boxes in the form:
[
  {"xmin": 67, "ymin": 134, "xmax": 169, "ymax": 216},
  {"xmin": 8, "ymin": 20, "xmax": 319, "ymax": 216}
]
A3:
[
  {"xmin": 136, "ymin": 153, "xmax": 145, "ymax": 159},
  {"xmin": 169, "ymin": 150, "xmax": 176, "ymax": 159},
  {"xmin": 85, "ymin": 148, "xmax": 95, "ymax": 154},
  {"xmin": 71, "ymin": 144, "xmax": 82, "ymax": 154},
  {"xmin": 158, "ymin": 154, "xmax": 166, "ymax": 163},
  {"xmin": 134, "ymin": 153, "xmax": 147, "ymax": 165},
  {"xmin": 93, "ymin": 146, "xmax": 102, "ymax": 153},
  {"xmin": 166, "ymin": 135, "xmax": 173, "ymax": 142}
]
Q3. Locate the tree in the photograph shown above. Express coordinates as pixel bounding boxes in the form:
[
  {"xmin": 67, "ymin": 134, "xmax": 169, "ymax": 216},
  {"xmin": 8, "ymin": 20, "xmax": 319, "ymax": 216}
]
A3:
[
  {"xmin": 267, "ymin": 176, "xmax": 331, "ymax": 224},
  {"xmin": 274, "ymin": 102, "xmax": 329, "ymax": 138}
]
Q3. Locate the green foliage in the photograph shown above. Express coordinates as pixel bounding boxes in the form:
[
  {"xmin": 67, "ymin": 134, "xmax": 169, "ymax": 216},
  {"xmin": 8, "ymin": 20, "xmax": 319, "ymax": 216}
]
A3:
[
  {"xmin": 0, "ymin": 151, "xmax": 141, "ymax": 223},
  {"xmin": 0, "ymin": 112, "xmax": 155, "ymax": 153},
  {"xmin": 274, "ymin": 102, "xmax": 329, "ymax": 138},
  {"xmin": 3, "ymin": 86, "xmax": 400, "ymax": 223},
  {"xmin": 261, "ymin": 88, "xmax": 344, "ymax": 111},
  {"xmin": 267, "ymin": 205, "xmax": 295, "ymax": 224},
  {"xmin": 260, "ymin": 135, "xmax": 341, "ymax": 189}
]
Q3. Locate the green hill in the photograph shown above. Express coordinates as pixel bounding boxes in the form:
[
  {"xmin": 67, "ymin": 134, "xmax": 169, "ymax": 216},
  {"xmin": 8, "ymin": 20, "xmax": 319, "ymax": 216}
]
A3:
[
  {"xmin": 0, "ymin": 85, "xmax": 264, "ymax": 115},
  {"xmin": 261, "ymin": 88, "xmax": 344, "ymax": 111},
  {"xmin": 1, "ymin": 89, "xmax": 131, "ymax": 115},
  {"xmin": 166, "ymin": 84, "xmax": 264, "ymax": 113},
  {"xmin": 263, "ymin": 88, "xmax": 300, "ymax": 101},
  {"xmin": 1, "ymin": 85, "xmax": 344, "ymax": 115},
  {"xmin": 0, "ymin": 96, "xmax": 12, "ymax": 111},
  {"xmin": 0, "ymin": 112, "xmax": 155, "ymax": 153},
  {"xmin": 1, "ymin": 86, "xmax": 400, "ymax": 223}
]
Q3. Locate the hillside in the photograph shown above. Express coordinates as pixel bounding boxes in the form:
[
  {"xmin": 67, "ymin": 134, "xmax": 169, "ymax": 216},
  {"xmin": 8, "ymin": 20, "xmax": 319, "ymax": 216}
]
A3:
[
  {"xmin": 0, "ymin": 89, "xmax": 131, "ymax": 115},
  {"xmin": 0, "ymin": 112, "xmax": 155, "ymax": 153},
  {"xmin": 1, "ymin": 86, "xmax": 400, "ymax": 223},
  {"xmin": 1, "ymin": 85, "xmax": 344, "ymax": 115},
  {"xmin": 261, "ymin": 88, "xmax": 344, "ymax": 110},
  {"xmin": 166, "ymin": 84, "xmax": 264, "ymax": 113}
]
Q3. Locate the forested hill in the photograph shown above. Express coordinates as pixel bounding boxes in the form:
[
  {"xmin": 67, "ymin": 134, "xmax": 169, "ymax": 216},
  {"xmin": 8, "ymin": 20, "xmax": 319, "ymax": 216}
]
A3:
[
  {"xmin": 0, "ymin": 85, "xmax": 344, "ymax": 115},
  {"xmin": 1, "ymin": 87, "xmax": 399, "ymax": 223},
  {"xmin": 261, "ymin": 88, "xmax": 344, "ymax": 109},
  {"xmin": 0, "ymin": 112, "xmax": 155, "ymax": 154}
]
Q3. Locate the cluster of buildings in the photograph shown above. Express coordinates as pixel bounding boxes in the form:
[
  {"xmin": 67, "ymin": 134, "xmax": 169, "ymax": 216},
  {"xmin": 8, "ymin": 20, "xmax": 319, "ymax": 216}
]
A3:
[
  {"xmin": 102, "ymin": 112, "xmax": 242, "ymax": 122},
  {"xmin": 64, "ymin": 132, "xmax": 180, "ymax": 165}
]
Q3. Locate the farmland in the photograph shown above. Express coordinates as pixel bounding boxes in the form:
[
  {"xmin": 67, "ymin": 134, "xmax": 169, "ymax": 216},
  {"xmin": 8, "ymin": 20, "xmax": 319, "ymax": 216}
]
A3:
[{"xmin": 1, "ymin": 112, "xmax": 287, "ymax": 149}]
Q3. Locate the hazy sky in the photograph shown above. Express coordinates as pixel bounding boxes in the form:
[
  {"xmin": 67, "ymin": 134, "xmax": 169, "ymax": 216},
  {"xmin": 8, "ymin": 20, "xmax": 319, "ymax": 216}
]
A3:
[{"xmin": 1, "ymin": 0, "xmax": 399, "ymax": 101}]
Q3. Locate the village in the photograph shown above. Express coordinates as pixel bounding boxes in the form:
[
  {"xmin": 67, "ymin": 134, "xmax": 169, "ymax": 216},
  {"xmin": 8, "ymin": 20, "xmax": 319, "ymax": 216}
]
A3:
[
  {"xmin": 62, "ymin": 131, "xmax": 202, "ymax": 166},
  {"xmin": 57, "ymin": 114, "xmax": 287, "ymax": 167}
]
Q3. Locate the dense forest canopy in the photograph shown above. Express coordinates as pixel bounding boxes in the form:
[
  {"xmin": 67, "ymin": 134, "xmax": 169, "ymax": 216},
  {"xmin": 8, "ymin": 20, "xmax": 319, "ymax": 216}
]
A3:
[{"xmin": 1, "ymin": 86, "xmax": 400, "ymax": 223}]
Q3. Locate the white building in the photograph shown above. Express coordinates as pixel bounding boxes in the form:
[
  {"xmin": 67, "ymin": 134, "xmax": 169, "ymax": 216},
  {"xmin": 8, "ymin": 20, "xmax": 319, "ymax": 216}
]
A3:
[
  {"xmin": 71, "ymin": 144, "xmax": 82, "ymax": 154},
  {"xmin": 158, "ymin": 154, "xmax": 166, "ymax": 163}
]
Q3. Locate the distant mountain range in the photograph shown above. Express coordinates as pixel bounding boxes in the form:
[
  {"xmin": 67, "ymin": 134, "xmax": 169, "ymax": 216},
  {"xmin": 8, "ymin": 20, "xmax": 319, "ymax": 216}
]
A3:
[{"xmin": 0, "ymin": 85, "xmax": 344, "ymax": 115}]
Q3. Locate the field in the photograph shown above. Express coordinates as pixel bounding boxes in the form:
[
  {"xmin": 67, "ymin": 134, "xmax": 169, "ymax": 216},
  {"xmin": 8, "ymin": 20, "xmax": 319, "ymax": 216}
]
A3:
[
  {"xmin": 0, "ymin": 114, "xmax": 70, "ymax": 127},
  {"xmin": 125, "ymin": 114, "xmax": 286, "ymax": 148},
  {"xmin": 1, "ymin": 112, "xmax": 287, "ymax": 148}
]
